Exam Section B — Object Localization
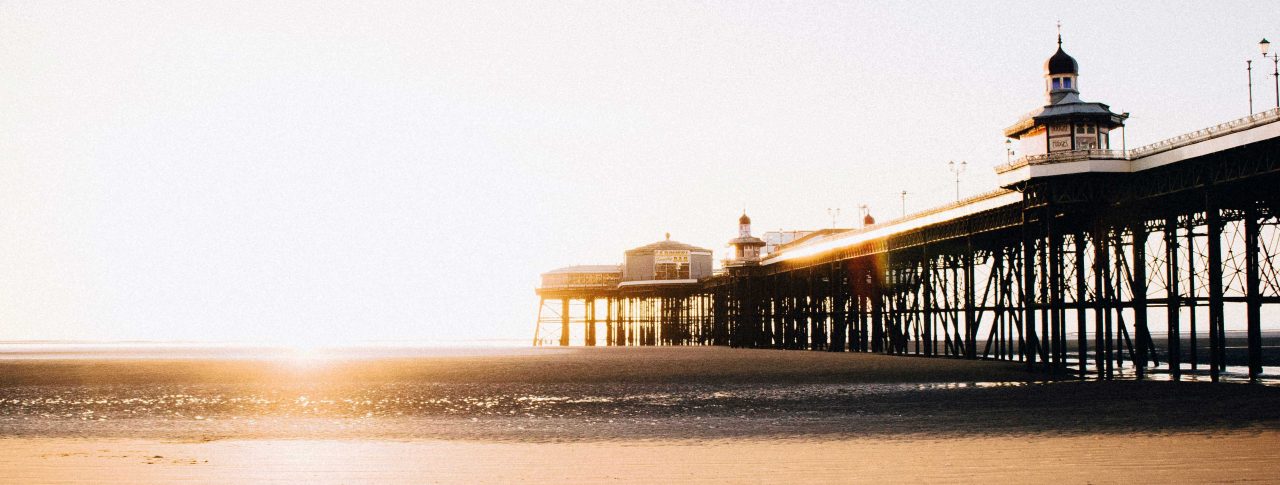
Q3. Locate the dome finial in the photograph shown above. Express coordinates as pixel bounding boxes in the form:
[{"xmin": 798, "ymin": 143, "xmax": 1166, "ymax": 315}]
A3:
[{"xmin": 1056, "ymin": 20, "xmax": 1062, "ymax": 46}]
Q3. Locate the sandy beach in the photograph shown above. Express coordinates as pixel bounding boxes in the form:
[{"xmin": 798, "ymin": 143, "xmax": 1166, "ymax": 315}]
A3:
[
  {"xmin": 2, "ymin": 346, "xmax": 1279, "ymax": 483},
  {"xmin": 5, "ymin": 432, "xmax": 1280, "ymax": 484}
]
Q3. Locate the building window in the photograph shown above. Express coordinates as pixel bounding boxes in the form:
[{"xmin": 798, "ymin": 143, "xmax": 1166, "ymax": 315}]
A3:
[
  {"xmin": 1076, "ymin": 124, "xmax": 1084, "ymax": 134},
  {"xmin": 1052, "ymin": 78, "xmax": 1062, "ymax": 90},
  {"xmin": 655, "ymin": 261, "xmax": 690, "ymax": 280},
  {"xmin": 1063, "ymin": 77, "xmax": 1072, "ymax": 89},
  {"xmin": 1087, "ymin": 125, "xmax": 1095, "ymax": 134}
]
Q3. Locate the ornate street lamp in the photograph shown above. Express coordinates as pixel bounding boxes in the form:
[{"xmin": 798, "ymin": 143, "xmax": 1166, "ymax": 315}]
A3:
[
  {"xmin": 1261, "ymin": 38, "xmax": 1279, "ymax": 109},
  {"xmin": 948, "ymin": 160, "xmax": 967, "ymax": 202}
]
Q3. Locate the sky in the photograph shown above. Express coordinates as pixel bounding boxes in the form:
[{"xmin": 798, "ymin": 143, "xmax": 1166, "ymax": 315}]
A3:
[{"xmin": 2, "ymin": 1, "xmax": 1278, "ymax": 345}]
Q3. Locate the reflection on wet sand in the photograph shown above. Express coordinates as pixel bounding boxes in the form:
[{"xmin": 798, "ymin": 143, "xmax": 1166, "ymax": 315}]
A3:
[{"xmin": 2, "ymin": 346, "xmax": 1278, "ymax": 482}]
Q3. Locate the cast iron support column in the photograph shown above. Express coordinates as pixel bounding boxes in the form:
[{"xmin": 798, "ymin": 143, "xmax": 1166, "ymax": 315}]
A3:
[
  {"xmin": 922, "ymin": 245, "xmax": 934, "ymax": 357},
  {"xmin": 1075, "ymin": 233, "xmax": 1088, "ymax": 377},
  {"xmin": 872, "ymin": 262, "xmax": 885, "ymax": 353},
  {"xmin": 964, "ymin": 239, "xmax": 977, "ymax": 359},
  {"xmin": 560, "ymin": 298, "xmax": 571, "ymax": 347},
  {"xmin": 1133, "ymin": 221, "xmax": 1150, "ymax": 380},
  {"xmin": 586, "ymin": 298, "xmax": 596, "ymax": 346},
  {"xmin": 1048, "ymin": 209, "xmax": 1063, "ymax": 373},
  {"xmin": 1165, "ymin": 218, "xmax": 1182, "ymax": 380},
  {"xmin": 1023, "ymin": 223, "xmax": 1038, "ymax": 370},
  {"xmin": 831, "ymin": 262, "xmax": 847, "ymax": 352},
  {"xmin": 1206, "ymin": 198, "xmax": 1225, "ymax": 382},
  {"xmin": 1246, "ymin": 203, "xmax": 1263, "ymax": 380},
  {"xmin": 1093, "ymin": 224, "xmax": 1109, "ymax": 378}
]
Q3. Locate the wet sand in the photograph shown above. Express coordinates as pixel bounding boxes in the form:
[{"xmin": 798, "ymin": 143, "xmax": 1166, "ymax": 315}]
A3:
[
  {"xmin": 2, "ymin": 346, "xmax": 1279, "ymax": 482},
  {"xmin": 5, "ymin": 432, "xmax": 1280, "ymax": 484}
]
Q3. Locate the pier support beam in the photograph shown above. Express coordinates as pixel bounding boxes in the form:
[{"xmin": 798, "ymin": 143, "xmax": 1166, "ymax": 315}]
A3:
[
  {"xmin": 1246, "ymin": 202, "xmax": 1263, "ymax": 380},
  {"xmin": 1206, "ymin": 198, "xmax": 1225, "ymax": 381},
  {"xmin": 1132, "ymin": 221, "xmax": 1150, "ymax": 380},
  {"xmin": 1023, "ymin": 226, "xmax": 1038, "ymax": 371},
  {"xmin": 560, "ymin": 298, "xmax": 571, "ymax": 347},
  {"xmin": 1165, "ymin": 218, "xmax": 1182, "ymax": 380}
]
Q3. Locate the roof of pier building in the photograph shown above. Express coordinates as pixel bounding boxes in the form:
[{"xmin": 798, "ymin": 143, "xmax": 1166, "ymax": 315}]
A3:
[
  {"xmin": 624, "ymin": 236, "xmax": 712, "ymax": 255},
  {"xmin": 728, "ymin": 235, "xmax": 766, "ymax": 246},
  {"xmin": 542, "ymin": 265, "xmax": 623, "ymax": 275}
]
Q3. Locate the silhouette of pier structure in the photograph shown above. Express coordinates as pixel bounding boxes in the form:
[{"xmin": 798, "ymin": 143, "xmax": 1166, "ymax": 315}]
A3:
[{"xmin": 534, "ymin": 37, "xmax": 1280, "ymax": 382}]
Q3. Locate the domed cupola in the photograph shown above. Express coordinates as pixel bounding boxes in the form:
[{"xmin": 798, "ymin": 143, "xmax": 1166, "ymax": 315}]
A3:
[
  {"xmin": 1044, "ymin": 37, "xmax": 1078, "ymax": 75},
  {"xmin": 727, "ymin": 211, "xmax": 765, "ymax": 267},
  {"xmin": 1044, "ymin": 34, "xmax": 1080, "ymax": 104}
]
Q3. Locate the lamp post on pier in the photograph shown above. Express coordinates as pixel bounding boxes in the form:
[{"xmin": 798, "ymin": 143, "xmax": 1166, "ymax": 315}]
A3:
[
  {"xmin": 948, "ymin": 160, "xmax": 967, "ymax": 202},
  {"xmin": 826, "ymin": 207, "xmax": 841, "ymax": 229},
  {"xmin": 1261, "ymin": 38, "xmax": 1279, "ymax": 109},
  {"xmin": 1248, "ymin": 59, "xmax": 1254, "ymax": 115},
  {"xmin": 900, "ymin": 191, "xmax": 908, "ymax": 218}
]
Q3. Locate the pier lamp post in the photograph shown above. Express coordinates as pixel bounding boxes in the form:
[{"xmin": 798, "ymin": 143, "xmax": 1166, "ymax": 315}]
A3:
[
  {"xmin": 1248, "ymin": 59, "xmax": 1255, "ymax": 115},
  {"xmin": 1005, "ymin": 139, "xmax": 1014, "ymax": 164},
  {"xmin": 948, "ymin": 160, "xmax": 967, "ymax": 202},
  {"xmin": 858, "ymin": 204, "xmax": 869, "ymax": 228},
  {"xmin": 900, "ymin": 191, "xmax": 908, "ymax": 218},
  {"xmin": 1261, "ymin": 38, "xmax": 1279, "ymax": 109},
  {"xmin": 827, "ymin": 207, "xmax": 841, "ymax": 228}
]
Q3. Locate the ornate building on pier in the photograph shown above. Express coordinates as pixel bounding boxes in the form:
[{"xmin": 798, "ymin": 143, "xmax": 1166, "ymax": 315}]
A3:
[
  {"xmin": 725, "ymin": 212, "xmax": 766, "ymax": 267},
  {"xmin": 1005, "ymin": 35, "xmax": 1128, "ymax": 156}
]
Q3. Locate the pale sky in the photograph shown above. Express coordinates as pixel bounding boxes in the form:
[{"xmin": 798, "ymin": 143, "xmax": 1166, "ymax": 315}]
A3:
[{"xmin": 2, "ymin": 1, "xmax": 1278, "ymax": 344}]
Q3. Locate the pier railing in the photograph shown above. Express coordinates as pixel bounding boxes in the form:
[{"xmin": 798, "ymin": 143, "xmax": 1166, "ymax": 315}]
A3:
[{"xmin": 995, "ymin": 149, "xmax": 1127, "ymax": 173}]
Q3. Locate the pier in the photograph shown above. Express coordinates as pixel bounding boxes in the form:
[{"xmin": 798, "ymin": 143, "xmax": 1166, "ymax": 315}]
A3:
[{"xmin": 535, "ymin": 38, "xmax": 1280, "ymax": 382}]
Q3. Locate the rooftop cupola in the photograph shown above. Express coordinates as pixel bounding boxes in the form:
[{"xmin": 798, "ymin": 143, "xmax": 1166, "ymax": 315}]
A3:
[
  {"xmin": 1044, "ymin": 34, "xmax": 1080, "ymax": 104},
  {"xmin": 727, "ymin": 212, "xmax": 765, "ymax": 267}
]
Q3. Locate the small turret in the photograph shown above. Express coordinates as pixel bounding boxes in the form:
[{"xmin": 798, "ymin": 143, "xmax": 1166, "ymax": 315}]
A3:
[
  {"xmin": 726, "ymin": 212, "xmax": 766, "ymax": 267},
  {"xmin": 1044, "ymin": 34, "xmax": 1080, "ymax": 104}
]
